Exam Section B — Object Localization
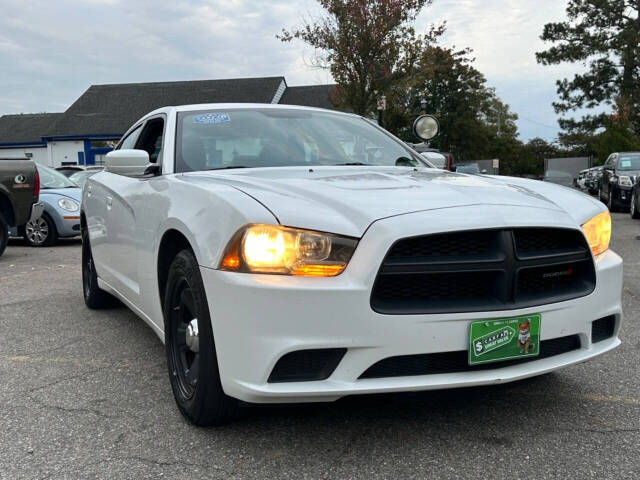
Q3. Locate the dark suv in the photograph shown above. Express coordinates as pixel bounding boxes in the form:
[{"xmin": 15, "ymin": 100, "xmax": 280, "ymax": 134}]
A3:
[{"xmin": 599, "ymin": 152, "xmax": 640, "ymax": 211}]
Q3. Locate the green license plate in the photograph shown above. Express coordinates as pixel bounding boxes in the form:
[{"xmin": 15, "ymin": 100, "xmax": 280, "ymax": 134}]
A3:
[{"xmin": 468, "ymin": 314, "xmax": 541, "ymax": 366}]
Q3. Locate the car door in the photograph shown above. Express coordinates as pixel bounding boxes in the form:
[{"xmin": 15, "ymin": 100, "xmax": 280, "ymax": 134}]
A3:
[
  {"xmin": 97, "ymin": 115, "xmax": 166, "ymax": 303},
  {"xmin": 87, "ymin": 124, "xmax": 142, "ymax": 288}
]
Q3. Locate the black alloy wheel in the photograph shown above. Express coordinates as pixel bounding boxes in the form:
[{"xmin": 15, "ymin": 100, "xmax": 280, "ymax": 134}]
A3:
[
  {"xmin": 82, "ymin": 227, "xmax": 115, "ymax": 308},
  {"xmin": 164, "ymin": 250, "xmax": 237, "ymax": 426}
]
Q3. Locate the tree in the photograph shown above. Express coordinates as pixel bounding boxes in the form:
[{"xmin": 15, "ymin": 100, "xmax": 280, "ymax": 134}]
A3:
[
  {"xmin": 536, "ymin": 0, "xmax": 640, "ymax": 138},
  {"xmin": 385, "ymin": 45, "xmax": 520, "ymax": 162},
  {"xmin": 589, "ymin": 119, "xmax": 640, "ymax": 164},
  {"xmin": 278, "ymin": 0, "xmax": 443, "ymax": 115}
]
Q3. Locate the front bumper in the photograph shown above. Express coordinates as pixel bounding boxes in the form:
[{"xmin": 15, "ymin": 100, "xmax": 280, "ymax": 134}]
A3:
[
  {"xmin": 201, "ymin": 206, "xmax": 623, "ymax": 403},
  {"xmin": 613, "ymin": 185, "xmax": 633, "ymax": 205}
]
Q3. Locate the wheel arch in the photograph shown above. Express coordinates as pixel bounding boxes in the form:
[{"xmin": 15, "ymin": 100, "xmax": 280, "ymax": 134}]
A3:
[{"xmin": 157, "ymin": 228, "xmax": 198, "ymax": 310}]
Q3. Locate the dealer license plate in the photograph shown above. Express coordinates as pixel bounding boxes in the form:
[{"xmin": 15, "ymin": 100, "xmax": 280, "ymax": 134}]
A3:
[{"xmin": 468, "ymin": 314, "xmax": 541, "ymax": 366}]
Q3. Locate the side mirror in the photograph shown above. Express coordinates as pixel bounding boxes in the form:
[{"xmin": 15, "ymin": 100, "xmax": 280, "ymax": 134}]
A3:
[
  {"xmin": 413, "ymin": 114, "xmax": 440, "ymax": 141},
  {"xmin": 105, "ymin": 149, "xmax": 153, "ymax": 176}
]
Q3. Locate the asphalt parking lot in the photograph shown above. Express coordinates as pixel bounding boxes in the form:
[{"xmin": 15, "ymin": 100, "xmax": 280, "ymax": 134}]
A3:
[{"xmin": 1, "ymin": 213, "xmax": 639, "ymax": 480}]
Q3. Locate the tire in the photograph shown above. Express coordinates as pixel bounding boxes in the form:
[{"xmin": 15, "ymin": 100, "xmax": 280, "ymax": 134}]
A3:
[
  {"xmin": 164, "ymin": 249, "xmax": 238, "ymax": 426},
  {"xmin": 82, "ymin": 228, "xmax": 116, "ymax": 308},
  {"xmin": 0, "ymin": 213, "xmax": 8, "ymax": 258},
  {"xmin": 24, "ymin": 213, "xmax": 57, "ymax": 247},
  {"xmin": 607, "ymin": 189, "xmax": 616, "ymax": 212},
  {"xmin": 631, "ymin": 190, "xmax": 640, "ymax": 219},
  {"xmin": 598, "ymin": 187, "xmax": 606, "ymax": 204}
]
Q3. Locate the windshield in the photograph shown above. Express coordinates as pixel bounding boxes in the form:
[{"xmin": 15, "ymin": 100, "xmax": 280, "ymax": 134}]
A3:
[
  {"xmin": 617, "ymin": 155, "xmax": 640, "ymax": 171},
  {"xmin": 176, "ymin": 109, "xmax": 426, "ymax": 172},
  {"xmin": 39, "ymin": 165, "xmax": 78, "ymax": 189}
]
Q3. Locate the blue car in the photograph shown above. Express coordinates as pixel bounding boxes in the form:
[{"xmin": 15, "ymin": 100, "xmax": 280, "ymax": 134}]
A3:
[{"xmin": 21, "ymin": 165, "xmax": 82, "ymax": 246}]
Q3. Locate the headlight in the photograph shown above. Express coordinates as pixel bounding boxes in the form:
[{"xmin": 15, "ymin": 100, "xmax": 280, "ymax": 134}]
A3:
[
  {"xmin": 58, "ymin": 198, "xmax": 79, "ymax": 212},
  {"xmin": 581, "ymin": 211, "xmax": 611, "ymax": 256},
  {"xmin": 618, "ymin": 175, "xmax": 633, "ymax": 187},
  {"xmin": 219, "ymin": 224, "xmax": 358, "ymax": 276}
]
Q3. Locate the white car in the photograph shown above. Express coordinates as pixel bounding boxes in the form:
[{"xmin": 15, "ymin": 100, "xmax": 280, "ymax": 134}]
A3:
[{"xmin": 82, "ymin": 104, "xmax": 622, "ymax": 426}]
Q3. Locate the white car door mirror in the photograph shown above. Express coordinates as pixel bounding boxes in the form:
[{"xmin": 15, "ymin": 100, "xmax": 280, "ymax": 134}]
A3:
[{"xmin": 105, "ymin": 149, "xmax": 153, "ymax": 176}]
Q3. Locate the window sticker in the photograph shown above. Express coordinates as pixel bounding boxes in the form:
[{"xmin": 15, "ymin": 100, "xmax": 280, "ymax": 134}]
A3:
[
  {"xmin": 620, "ymin": 159, "xmax": 632, "ymax": 168},
  {"xmin": 193, "ymin": 113, "xmax": 230, "ymax": 125}
]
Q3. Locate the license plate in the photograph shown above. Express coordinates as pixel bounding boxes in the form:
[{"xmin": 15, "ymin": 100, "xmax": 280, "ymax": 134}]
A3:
[{"xmin": 468, "ymin": 314, "xmax": 541, "ymax": 366}]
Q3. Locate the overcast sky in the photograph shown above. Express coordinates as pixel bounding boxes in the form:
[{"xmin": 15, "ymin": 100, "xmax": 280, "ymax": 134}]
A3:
[{"xmin": 0, "ymin": 0, "xmax": 586, "ymax": 141}]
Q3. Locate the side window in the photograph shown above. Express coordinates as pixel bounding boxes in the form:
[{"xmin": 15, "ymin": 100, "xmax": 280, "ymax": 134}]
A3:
[
  {"xmin": 611, "ymin": 156, "xmax": 618, "ymax": 169},
  {"xmin": 135, "ymin": 117, "xmax": 165, "ymax": 164},
  {"xmin": 118, "ymin": 125, "xmax": 142, "ymax": 150}
]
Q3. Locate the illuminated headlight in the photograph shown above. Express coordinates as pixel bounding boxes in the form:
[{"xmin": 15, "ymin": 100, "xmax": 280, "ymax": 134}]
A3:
[
  {"xmin": 58, "ymin": 198, "xmax": 79, "ymax": 212},
  {"xmin": 618, "ymin": 175, "xmax": 633, "ymax": 187},
  {"xmin": 581, "ymin": 211, "xmax": 611, "ymax": 256},
  {"xmin": 220, "ymin": 224, "xmax": 358, "ymax": 276}
]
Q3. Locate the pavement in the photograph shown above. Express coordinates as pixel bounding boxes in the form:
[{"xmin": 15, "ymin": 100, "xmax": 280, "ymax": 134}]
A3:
[{"xmin": 0, "ymin": 212, "xmax": 639, "ymax": 480}]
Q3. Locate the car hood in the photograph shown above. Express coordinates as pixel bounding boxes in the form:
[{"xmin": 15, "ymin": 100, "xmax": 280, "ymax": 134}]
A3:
[
  {"xmin": 186, "ymin": 167, "xmax": 603, "ymax": 237},
  {"xmin": 40, "ymin": 187, "xmax": 82, "ymax": 203}
]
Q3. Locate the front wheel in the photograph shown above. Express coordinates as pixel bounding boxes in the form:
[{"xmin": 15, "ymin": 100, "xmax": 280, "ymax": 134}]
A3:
[
  {"xmin": 631, "ymin": 191, "xmax": 640, "ymax": 219},
  {"xmin": 164, "ymin": 250, "xmax": 237, "ymax": 426},
  {"xmin": 607, "ymin": 189, "xmax": 616, "ymax": 212},
  {"xmin": 24, "ymin": 213, "xmax": 57, "ymax": 247},
  {"xmin": 82, "ymin": 228, "xmax": 116, "ymax": 308}
]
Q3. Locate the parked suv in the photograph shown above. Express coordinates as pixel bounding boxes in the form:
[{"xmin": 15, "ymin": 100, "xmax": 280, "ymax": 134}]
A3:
[
  {"xmin": 599, "ymin": 152, "xmax": 640, "ymax": 211},
  {"xmin": 0, "ymin": 157, "xmax": 43, "ymax": 257}
]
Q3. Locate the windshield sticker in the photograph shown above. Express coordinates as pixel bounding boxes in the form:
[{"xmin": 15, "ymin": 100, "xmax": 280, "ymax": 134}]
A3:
[
  {"xmin": 620, "ymin": 160, "xmax": 632, "ymax": 168},
  {"xmin": 193, "ymin": 113, "xmax": 230, "ymax": 125}
]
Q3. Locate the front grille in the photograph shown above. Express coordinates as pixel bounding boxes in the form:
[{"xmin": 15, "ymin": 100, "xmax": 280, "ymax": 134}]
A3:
[
  {"xmin": 267, "ymin": 348, "xmax": 346, "ymax": 383},
  {"xmin": 359, "ymin": 335, "xmax": 581, "ymax": 379},
  {"xmin": 371, "ymin": 228, "xmax": 595, "ymax": 314}
]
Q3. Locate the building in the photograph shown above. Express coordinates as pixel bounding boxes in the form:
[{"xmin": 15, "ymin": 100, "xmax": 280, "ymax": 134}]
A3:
[{"xmin": 0, "ymin": 77, "xmax": 337, "ymax": 167}]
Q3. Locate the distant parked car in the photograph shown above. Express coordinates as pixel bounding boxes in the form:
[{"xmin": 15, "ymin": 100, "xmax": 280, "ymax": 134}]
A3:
[
  {"xmin": 576, "ymin": 169, "xmax": 589, "ymax": 189},
  {"xmin": 410, "ymin": 143, "xmax": 455, "ymax": 170},
  {"xmin": 69, "ymin": 169, "xmax": 102, "ymax": 189},
  {"xmin": 22, "ymin": 165, "xmax": 82, "ymax": 246},
  {"xmin": 56, "ymin": 166, "xmax": 85, "ymax": 177},
  {"xmin": 599, "ymin": 152, "xmax": 640, "ymax": 211},
  {"xmin": 585, "ymin": 166, "xmax": 603, "ymax": 195}
]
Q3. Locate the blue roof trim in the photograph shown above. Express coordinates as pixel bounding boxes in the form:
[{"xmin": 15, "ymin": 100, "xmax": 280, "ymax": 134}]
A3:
[{"xmin": 0, "ymin": 141, "xmax": 47, "ymax": 148}]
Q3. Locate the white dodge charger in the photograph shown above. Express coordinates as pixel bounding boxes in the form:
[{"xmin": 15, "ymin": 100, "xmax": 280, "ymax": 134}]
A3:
[{"xmin": 82, "ymin": 104, "xmax": 622, "ymax": 425}]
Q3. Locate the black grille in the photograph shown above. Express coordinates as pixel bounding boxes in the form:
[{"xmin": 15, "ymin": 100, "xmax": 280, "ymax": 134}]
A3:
[
  {"xmin": 268, "ymin": 349, "xmax": 346, "ymax": 383},
  {"xmin": 592, "ymin": 316, "xmax": 616, "ymax": 343},
  {"xmin": 371, "ymin": 228, "xmax": 595, "ymax": 314},
  {"xmin": 359, "ymin": 335, "xmax": 581, "ymax": 379}
]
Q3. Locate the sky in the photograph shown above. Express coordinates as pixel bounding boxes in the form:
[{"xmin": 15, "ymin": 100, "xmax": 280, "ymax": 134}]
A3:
[{"xmin": 0, "ymin": 0, "xmax": 588, "ymax": 141}]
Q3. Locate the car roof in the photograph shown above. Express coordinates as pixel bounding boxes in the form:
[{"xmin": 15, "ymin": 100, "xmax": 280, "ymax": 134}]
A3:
[{"xmin": 143, "ymin": 103, "xmax": 360, "ymax": 120}]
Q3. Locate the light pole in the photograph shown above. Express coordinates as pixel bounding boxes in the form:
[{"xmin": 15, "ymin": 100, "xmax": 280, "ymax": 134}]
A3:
[{"xmin": 420, "ymin": 98, "xmax": 427, "ymax": 114}]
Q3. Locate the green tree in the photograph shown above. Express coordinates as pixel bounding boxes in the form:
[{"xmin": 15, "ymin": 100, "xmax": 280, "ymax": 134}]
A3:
[
  {"xmin": 536, "ymin": 0, "xmax": 640, "ymax": 138},
  {"xmin": 278, "ymin": 0, "xmax": 443, "ymax": 115},
  {"xmin": 385, "ymin": 45, "xmax": 520, "ymax": 162},
  {"xmin": 589, "ymin": 120, "xmax": 640, "ymax": 164}
]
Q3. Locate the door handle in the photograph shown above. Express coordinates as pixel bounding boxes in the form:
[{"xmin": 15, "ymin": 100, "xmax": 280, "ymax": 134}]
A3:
[{"xmin": 106, "ymin": 196, "xmax": 113, "ymax": 209}]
